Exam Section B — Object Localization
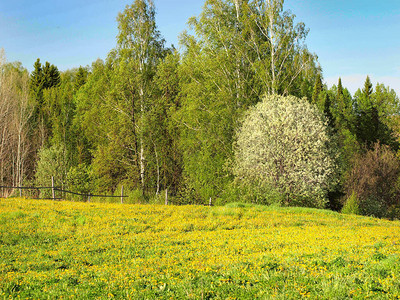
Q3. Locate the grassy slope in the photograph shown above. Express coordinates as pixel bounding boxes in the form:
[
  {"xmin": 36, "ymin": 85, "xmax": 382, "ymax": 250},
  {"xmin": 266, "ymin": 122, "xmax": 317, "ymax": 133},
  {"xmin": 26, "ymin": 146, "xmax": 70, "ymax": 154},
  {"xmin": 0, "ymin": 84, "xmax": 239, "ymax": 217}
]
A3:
[{"xmin": 0, "ymin": 198, "xmax": 400, "ymax": 299}]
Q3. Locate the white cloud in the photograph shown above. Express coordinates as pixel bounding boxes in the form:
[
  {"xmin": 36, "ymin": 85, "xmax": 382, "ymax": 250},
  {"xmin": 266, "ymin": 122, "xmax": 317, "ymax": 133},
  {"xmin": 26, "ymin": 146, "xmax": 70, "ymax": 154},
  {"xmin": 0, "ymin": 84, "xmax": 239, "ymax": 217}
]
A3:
[{"xmin": 325, "ymin": 74, "xmax": 400, "ymax": 96}]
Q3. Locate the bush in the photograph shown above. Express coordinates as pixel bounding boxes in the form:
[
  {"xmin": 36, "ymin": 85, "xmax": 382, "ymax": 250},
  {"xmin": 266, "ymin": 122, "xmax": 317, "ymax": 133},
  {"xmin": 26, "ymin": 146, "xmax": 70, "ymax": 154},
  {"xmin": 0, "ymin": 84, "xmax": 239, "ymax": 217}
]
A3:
[
  {"xmin": 66, "ymin": 164, "xmax": 91, "ymax": 201},
  {"xmin": 35, "ymin": 144, "xmax": 67, "ymax": 198},
  {"xmin": 233, "ymin": 94, "xmax": 338, "ymax": 208},
  {"xmin": 345, "ymin": 142, "xmax": 400, "ymax": 218},
  {"xmin": 341, "ymin": 192, "xmax": 360, "ymax": 215}
]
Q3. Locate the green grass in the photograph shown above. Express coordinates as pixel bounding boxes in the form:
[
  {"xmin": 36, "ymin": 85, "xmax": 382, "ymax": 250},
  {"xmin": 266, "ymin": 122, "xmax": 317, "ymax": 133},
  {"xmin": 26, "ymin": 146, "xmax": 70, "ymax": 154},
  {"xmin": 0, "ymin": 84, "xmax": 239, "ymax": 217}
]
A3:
[{"xmin": 0, "ymin": 198, "xmax": 400, "ymax": 299}]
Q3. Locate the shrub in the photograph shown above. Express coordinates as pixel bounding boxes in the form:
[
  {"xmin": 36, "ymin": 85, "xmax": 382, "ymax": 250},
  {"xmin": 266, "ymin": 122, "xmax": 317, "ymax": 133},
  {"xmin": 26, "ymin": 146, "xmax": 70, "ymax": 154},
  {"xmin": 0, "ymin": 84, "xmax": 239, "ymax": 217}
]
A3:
[
  {"xmin": 66, "ymin": 164, "xmax": 91, "ymax": 201},
  {"xmin": 341, "ymin": 192, "xmax": 360, "ymax": 215},
  {"xmin": 233, "ymin": 94, "xmax": 338, "ymax": 208},
  {"xmin": 35, "ymin": 143, "xmax": 67, "ymax": 198},
  {"xmin": 345, "ymin": 142, "xmax": 400, "ymax": 218}
]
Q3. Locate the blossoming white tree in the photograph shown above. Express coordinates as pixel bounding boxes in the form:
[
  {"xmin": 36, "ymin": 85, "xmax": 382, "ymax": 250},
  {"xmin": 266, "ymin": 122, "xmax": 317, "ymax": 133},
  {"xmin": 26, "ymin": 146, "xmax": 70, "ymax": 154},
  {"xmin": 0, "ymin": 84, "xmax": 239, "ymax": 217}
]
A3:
[{"xmin": 234, "ymin": 94, "xmax": 338, "ymax": 207}]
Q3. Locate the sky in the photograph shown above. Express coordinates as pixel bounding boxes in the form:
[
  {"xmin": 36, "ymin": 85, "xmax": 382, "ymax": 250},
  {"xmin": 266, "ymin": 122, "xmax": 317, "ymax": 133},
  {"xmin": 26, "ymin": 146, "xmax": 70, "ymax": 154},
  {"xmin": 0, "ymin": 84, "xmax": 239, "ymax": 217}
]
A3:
[{"xmin": 1, "ymin": 0, "xmax": 399, "ymax": 95}]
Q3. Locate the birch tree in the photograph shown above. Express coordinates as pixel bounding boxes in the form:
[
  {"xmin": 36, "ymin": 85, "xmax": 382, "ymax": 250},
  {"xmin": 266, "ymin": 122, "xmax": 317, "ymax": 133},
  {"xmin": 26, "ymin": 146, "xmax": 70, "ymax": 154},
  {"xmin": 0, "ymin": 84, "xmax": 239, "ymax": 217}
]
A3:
[
  {"xmin": 0, "ymin": 50, "xmax": 14, "ymax": 189},
  {"xmin": 240, "ymin": 0, "xmax": 319, "ymax": 95},
  {"xmin": 0, "ymin": 50, "xmax": 33, "ymax": 190},
  {"xmin": 75, "ymin": 1, "xmax": 166, "ymax": 194},
  {"xmin": 13, "ymin": 67, "xmax": 33, "ymax": 187},
  {"xmin": 116, "ymin": 0, "xmax": 165, "ymax": 192},
  {"xmin": 178, "ymin": 0, "xmax": 319, "ymax": 202}
]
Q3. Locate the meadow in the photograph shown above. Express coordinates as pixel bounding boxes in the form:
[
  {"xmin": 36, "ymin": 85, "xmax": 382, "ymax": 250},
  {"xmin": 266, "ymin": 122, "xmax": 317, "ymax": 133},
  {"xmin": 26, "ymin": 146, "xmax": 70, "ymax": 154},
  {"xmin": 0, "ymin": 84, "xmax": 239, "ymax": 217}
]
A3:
[{"xmin": 1, "ymin": 198, "xmax": 400, "ymax": 299}]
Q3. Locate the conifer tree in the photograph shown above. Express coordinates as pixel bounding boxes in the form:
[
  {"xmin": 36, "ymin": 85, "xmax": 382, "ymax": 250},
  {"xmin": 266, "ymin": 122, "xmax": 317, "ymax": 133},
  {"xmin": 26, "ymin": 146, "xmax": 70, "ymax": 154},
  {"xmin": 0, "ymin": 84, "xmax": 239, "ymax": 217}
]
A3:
[
  {"xmin": 323, "ymin": 93, "xmax": 334, "ymax": 128},
  {"xmin": 312, "ymin": 74, "xmax": 323, "ymax": 104},
  {"xmin": 48, "ymin": 64, "xmax": 61, "ymax": 88},
  {"xmin": 42, "ymin": 62, "xmax": 52, "ymax": 89},
  {"xmin": 74, "ymin": 67, "xmax": 88, "ymax": 92},
  {"xmin": 363, "ymin": 75, "xmax": 373, "ymax": 99},
  {"xmin": 42, "ymin": 62, "xmax": 61, "ymax": 89},
  {"xmin": 29, "ymin": 59, "xmax": 44, "ymax": 102},
  {"xmin": 354, "ymin": 77, "xmax": 396, "ymax": 149},
  {"xmin": 337, "ymin": 77, "xmax": 343, "ymax": 100},
  {"xmin": 29, "ymin": 59, "xmax": 62, "ymax": 149}
]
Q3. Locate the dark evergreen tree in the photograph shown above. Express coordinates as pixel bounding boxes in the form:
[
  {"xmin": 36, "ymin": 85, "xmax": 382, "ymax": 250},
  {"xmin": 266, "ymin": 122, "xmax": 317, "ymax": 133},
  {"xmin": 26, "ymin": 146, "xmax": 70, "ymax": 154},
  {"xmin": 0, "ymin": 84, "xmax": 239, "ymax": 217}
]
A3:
[
  {"xmin": 42, "ymin": 62, "xmax": 52, "ymax": 89},
  {"xmin": 29, "ymin": 59, "xmax": 62, "ymax": 149},
  {"xmin": 323, "ymin": 92, "xmax": 334, "ymax": 128},
  {"xmin": 42, "ymin": 62, "xmax": 61, "ymax": 89},
  {"xmin": 354, "ymin": 77, "xmax": 396, "ymax": 150},
  {"xmin": 74, "ymin": 67, "xmax": 88, "ymax": 92},
  {"xmin": 363, "ymin": 75, "xmax": 373, "ymax": 98},
  {"xmin": 29, "ymin": 59, "xmax": 44, "ymax": 103},
  {"xmin": 337, "ymin": 77, "xmax": 343, "ymax": 100},
  {"xmin": 48, "ymin": 64, "xmax": 61, "ymax": 87},
  {"xmin": 311, "ymin": 74, "xmax": 323, "ymax": 104}
]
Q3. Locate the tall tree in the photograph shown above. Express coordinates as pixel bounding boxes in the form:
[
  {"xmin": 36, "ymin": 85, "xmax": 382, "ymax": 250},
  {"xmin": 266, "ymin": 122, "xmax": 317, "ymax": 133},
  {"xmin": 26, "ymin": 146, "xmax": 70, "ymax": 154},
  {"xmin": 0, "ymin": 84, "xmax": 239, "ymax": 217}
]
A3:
[
  {"xmin": 337, "ymin": 77, "xmax": 343, "ymax": 99},
  {"xmin": 354, "ymin": 79, "xmax": 398, "ymax": 149},
  {"xmin": 239, "ymin": 0, "xmax": 319, "ymax": 95},
  {"xmin": 42, "ymin": 62, "xmax": 61, "ymax": 89},
  {"xmin": 178, "ymin": 0, "xmax": 320, "ymax": 203},
  {"xmin": 29, "ymin": 59, "xmax": 62, "ymax": 148},
  {"xmin": 75, "ymin": 1, "xmax": 166, "ymax": 194},
  {"xmin": 148, "ymin": 51, "xmax": 182, "ymax": 195},
  {"xmin": 0, "ymin": 50, "xmax": 33, "ymax": 191},
  {"xmin": 115, "ymin": 0, "xmax": 165, "ymax": 192},
  {"xmin": 312, "ymin": 74, "xmax": 323, "ymax": 104},
  {"xmin": 29, "ymin": 59, "xmax": 44, "ymax": 103},
  {"xmin": 179, "ymin": 0, "xmax": 260, "ymax": 202},
  {"xmin": 362, "ymin": 75, "xmax": 373, "ymax": 98},
  {"xmin": 74, "ymin": 66, "xmax": 88, "ymax": 92}
]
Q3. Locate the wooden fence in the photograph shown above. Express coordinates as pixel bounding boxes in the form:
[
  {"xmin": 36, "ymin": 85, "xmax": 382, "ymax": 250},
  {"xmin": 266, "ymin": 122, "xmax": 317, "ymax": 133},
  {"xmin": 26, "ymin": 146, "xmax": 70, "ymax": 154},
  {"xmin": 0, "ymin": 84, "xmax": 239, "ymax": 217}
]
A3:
[
  {"xmin": 0, "ymin": 177, "xmax": 127, "ymax": 203},
  {"xmin": 0, "ymin": 177, "xmax": 216, "ymax": 206}
]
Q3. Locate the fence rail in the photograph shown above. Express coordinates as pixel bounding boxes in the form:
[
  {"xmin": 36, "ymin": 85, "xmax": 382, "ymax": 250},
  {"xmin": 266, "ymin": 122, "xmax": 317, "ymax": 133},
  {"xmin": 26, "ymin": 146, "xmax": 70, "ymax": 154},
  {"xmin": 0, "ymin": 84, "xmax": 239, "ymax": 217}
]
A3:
[
  {"xmin": 0, "ymin": 177, "xmax": 127, "ymax": 203},
  {"xmin": 0, "ymin": 178, "xmax": 213, "ymax": 206},
  {"xmin": 0, "ymin": 186, "xmax": 58, "ymax": 190}
]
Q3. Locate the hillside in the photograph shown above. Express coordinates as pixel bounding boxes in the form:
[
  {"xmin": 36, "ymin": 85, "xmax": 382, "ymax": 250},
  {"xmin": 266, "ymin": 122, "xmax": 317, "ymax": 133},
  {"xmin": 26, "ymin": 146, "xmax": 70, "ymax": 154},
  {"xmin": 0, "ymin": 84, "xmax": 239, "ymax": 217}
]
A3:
[{"xmin": 1, "ymin": 198, "xmax": 400, "ymax": 299}]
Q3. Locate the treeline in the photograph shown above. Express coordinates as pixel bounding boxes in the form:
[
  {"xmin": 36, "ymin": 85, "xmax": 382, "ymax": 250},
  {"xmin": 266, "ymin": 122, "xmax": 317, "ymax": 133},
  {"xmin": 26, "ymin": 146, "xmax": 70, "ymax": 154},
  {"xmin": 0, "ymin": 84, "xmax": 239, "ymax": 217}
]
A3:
[{"xmin": 1, "ymin": 0, "xmax": 399, "ymax": 217}]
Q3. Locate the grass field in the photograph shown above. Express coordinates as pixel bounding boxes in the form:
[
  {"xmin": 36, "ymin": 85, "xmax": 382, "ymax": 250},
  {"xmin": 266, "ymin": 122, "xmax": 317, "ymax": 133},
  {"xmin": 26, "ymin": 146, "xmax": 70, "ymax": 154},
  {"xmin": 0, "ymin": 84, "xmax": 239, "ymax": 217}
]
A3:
[{"xmin": 1, "ymin": 198, "xmax": 400, "ymax": 299}]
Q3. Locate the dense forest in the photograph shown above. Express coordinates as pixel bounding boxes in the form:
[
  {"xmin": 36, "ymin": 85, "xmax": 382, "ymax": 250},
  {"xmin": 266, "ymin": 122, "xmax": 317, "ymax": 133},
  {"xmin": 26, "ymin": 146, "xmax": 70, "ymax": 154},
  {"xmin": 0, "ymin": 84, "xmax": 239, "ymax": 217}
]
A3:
[{"xmin": 1, "ymin": 0, "xmax": 400, "ymax": 218}]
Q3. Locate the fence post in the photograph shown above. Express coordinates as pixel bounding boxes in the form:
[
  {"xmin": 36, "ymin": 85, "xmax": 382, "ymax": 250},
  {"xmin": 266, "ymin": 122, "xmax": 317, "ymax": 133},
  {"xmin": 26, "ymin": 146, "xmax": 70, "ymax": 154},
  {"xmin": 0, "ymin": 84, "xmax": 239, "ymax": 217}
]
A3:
[
  {"xmin": 51, "ymin": 176, "xmax": 55, "ymax": 201},
  {"xmin": 19, "ymin": 187, "xmax": 22, "ymax": 198},
  {"xmin": 121, "ymin": 185, "xmax": 124, "ymax": 204},
  {"xmin": 209, "ymin": 197, "xmax": 212, "ymax": 206},
  {"xmin": 165, "ymin": 188, "xmax": 168, "ymax": 205},
  {"xmin": 88, "ymin": 193, "xmax": 91, "ymax": 203}
]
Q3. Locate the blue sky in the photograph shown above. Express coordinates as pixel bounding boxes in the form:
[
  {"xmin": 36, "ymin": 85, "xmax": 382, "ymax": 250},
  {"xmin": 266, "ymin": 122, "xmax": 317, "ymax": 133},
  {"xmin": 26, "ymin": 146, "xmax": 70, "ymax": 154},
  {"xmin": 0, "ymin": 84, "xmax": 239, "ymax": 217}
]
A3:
[{"xmin": 1, "ymin": 0, "xmax": 399, "ymax": 95}]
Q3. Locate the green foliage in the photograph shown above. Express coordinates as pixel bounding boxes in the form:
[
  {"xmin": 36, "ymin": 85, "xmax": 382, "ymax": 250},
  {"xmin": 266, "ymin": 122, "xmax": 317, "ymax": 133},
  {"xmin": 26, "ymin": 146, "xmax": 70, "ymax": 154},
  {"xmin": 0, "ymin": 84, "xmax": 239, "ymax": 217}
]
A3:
[
  {"xmin": 234, "ymin": 94, "xmax": 338, "ymax": 207},
  {"xmin": 73, "ymin": 0, "xmax": 168, "ymax": 194},
  {"xmin": 311, "ymin": 73, "xmax": 323, "ymax": 104},
  {"xmin": 29, "ymin": 59, "xmax": 63, "ymax": 152},
  {"xmin": 35, "ymin": 143, "xmax": 67, "ymax": 197},
  {"xmin": 42, "ymin": 62, "xmax": 61, "ymax": 89},
  {"xmin": 363, "ymin": 75, "xmax": 373, "ymax": 98},
  {"xmin": 353, "ymin": 79, "xmax": 399, "ymax": 150},
  {"xmin": 5, "ymin": 1, "xmax": 400, "ymax": 211},
  {"xmin": 177, "ymin": 0, "xmax": 321, "ymax": 204},
  {"xmin": 74, "ymin": 66, "xmax": 88, "ymax": 92},
  {"xmin": 148, "ymin": 51, "xmax": 183, "ymax": 195},
  {"xmin": 66, "ymin": 164, "xmax": 91, "ymax": 200},
  {"xmin": 29, "ymin": 58, "xmax": 44, "ymax": 102},
  {"xmin": 341, "ymin": 192, "xmax": 360, "ymax": 215}
]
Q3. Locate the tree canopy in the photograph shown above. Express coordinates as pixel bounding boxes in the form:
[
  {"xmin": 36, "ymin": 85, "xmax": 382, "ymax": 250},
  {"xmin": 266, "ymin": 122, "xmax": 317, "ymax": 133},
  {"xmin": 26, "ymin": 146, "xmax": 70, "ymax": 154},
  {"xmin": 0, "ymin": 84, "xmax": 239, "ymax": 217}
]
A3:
[{"xmin": 1, "ymin": 1, "xmax": 400, "ymax": 217}]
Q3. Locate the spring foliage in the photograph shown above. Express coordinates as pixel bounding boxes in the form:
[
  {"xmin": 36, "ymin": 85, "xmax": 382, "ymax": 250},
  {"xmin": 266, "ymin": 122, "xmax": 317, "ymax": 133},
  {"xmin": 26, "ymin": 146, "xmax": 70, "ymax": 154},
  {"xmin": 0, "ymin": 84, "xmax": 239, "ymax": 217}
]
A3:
[{"xmin": 234, "ymin": 94, "xmax": 337, "ymax": 207}]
